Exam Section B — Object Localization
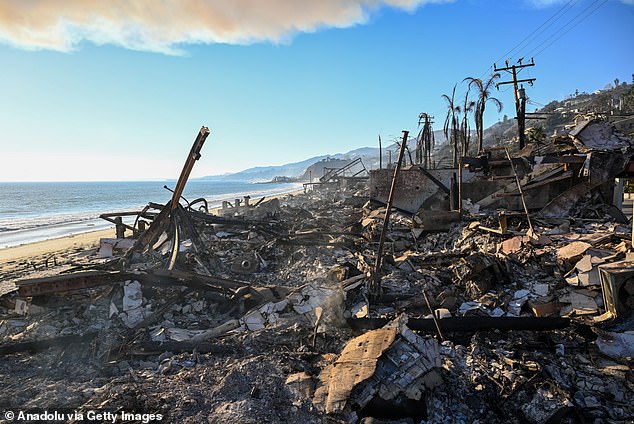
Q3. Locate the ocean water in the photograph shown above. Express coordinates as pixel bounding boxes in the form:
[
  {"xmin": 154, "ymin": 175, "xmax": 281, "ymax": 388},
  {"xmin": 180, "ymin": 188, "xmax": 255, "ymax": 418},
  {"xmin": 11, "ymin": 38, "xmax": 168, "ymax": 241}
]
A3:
[{"xmin": 0, "ymin": 180, "xmax": 302, "ymax": 249}]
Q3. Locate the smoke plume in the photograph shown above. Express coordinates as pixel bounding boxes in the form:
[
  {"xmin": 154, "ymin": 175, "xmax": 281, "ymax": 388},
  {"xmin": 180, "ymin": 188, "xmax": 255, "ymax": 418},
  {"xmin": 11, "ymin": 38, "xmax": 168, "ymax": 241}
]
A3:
[{"xmin": 0, "ymin": 0, "xmax": 452, "ymax": 54}]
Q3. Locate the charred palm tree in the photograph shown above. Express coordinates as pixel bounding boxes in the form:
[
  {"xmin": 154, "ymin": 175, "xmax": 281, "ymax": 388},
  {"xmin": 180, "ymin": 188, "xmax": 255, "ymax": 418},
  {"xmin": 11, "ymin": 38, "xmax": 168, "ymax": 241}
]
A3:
[
  {"xmin": 465, "ymin": 74, "xmax": 503, "ymax": 154},
  {"xmin": 442, "ymin": 85, "xmax": 461, "ymax": 167},
  {"xmin": 417, "ymin": 112, "xmax": 435, "ymax": 168},
  {"xmin": 459, "ymin": 87, "xmax": 475, "ymax": 157}
]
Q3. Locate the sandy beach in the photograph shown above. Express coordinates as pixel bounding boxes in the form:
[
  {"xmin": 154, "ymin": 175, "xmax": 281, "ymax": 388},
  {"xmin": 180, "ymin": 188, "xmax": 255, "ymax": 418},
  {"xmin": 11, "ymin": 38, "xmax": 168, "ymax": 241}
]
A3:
[
  {"xmin": 0, "ymin": 228, "xmax": 113, "ymax": 265},
  {"xmin": 0, "ymin": 188, "xmax": 305, "ymax": 270}
]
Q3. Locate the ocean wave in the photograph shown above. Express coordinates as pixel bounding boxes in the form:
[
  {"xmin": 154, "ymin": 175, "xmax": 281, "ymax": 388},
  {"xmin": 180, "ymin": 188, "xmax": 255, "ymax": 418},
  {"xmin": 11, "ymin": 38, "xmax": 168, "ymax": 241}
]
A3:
[
  {"xmin": 0, "ymin": 212, "xmax": 104, "ymax": 233},
  {"xmin": 0, "ymin": 183, "xmax": 303, "ymax": 234}
]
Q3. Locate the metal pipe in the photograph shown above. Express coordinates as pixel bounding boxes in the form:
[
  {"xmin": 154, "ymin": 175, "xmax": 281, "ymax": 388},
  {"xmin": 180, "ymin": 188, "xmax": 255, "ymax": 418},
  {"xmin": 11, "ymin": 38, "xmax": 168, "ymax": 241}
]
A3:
[
  {"xmin": 505, "ymin": 148, "xmax": 533, "ymax": 233},
  {"xmin": 370, "ymin": 130, "xmax": 409, "ymax": 299}
]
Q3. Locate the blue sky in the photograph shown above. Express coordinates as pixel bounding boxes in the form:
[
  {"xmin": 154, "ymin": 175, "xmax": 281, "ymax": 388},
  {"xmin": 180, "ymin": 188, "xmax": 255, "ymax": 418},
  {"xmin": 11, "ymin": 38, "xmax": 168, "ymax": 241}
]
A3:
[{"xmin": 0, "ymin": 0, "xmax": 632, "ymax": 181}]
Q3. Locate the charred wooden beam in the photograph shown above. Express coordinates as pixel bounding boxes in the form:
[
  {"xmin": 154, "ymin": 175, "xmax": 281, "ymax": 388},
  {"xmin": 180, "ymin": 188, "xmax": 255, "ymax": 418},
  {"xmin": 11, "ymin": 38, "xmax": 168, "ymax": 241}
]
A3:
[
  {"xmin": 188, "ymin": 209, "xmax": 277, "ymax": 227},
  {"xmin": 147, "ymin": 269, "xmax": 249, "ymax": 291},
  {"xmin": 0, "ymin": 332, "xmax": 98, "ymax": 355},
  {"xmin": 120, "ymin": 340, "xmax": 233, "ymax": 356},
  {"xmin": 16, "ymin": 271, "xmax": 137, "ymax": 297},
  {"xmin": 99, "ymin": 210, "xmax": 159, "ymax": 235},
  {"xmin": 348, "ymin": 316, "xmax": 571, "ymax": 332},
  {"xmin": 15, "ymin": 268, "xmax": 243, "ymax": 298},
  {"xmin": 99, "ymin": 215, "xmax": 137, "ymax": 234},
  {"xmin": 100, "ymin": 211, "xmax": 158, "ymax": 218}
]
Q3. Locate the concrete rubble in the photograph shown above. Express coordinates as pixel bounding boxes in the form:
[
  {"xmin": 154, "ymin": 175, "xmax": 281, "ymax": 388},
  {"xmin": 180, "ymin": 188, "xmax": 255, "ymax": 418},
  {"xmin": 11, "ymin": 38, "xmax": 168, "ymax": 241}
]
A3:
[{"xmin": 1, "ymin": 123, "xmax": 634, "ymax": 423}]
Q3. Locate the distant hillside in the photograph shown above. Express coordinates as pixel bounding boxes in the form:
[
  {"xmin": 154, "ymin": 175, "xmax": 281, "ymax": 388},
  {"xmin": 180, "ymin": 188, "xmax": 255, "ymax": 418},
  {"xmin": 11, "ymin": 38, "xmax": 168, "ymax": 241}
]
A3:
[
  {"xmin": 302, "ymin": 158, "xmax": 353, "ymax": 180},
  {"xmin": 198, "ymin": 130, "xmax": 447, "ymax": 182},
  {"xmin": 198, "ymin": 80, "xmax": 634, "ymax": 182},
  {"xmin": 198, "ymin": 155, "xmax": 328, "ymax": 182},
  {"xmin": 198, "ymin": 147, "xmax": 388, "ymax": 182}
]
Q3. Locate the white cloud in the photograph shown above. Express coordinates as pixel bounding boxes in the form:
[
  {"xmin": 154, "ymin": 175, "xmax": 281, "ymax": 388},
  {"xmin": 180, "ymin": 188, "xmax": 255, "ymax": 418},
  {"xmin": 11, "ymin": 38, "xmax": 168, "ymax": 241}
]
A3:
[{"xmin": 0, "ymin": 0, "xmax": 453, "ymax": 54}]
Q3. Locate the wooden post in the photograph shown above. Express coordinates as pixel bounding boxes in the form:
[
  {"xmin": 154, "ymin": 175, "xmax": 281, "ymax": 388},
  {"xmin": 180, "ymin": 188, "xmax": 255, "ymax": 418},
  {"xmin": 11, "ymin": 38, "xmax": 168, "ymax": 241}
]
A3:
[{"xmin": 115, "ymin": 216, "xmax": 125, "ymax": 239}]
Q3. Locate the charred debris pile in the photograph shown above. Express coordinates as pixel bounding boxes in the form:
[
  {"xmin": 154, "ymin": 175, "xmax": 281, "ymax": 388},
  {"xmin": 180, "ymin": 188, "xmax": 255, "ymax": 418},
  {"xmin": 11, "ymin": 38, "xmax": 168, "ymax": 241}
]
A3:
[{"xmin": 1, "ymin": 123, "xmax": 634, "ymax": 423}]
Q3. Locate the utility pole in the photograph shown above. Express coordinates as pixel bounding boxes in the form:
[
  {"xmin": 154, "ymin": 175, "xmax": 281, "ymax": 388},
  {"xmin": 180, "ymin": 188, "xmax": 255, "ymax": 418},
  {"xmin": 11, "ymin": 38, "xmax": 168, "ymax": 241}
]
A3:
[{"xmin": 494, "ymin": 58, "xmax": 536, "ymax": 150}]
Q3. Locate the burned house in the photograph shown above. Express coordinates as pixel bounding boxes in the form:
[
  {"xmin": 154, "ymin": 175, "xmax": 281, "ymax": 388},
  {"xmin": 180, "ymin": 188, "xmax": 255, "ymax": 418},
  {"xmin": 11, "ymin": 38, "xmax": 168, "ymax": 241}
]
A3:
[
  {"xmin": 1, "ymin": 123, "xmax": 634, "ymax": 423},
  {"xmin": 370, "ymin": 118, "xmax": 634, "ymax": 223}
]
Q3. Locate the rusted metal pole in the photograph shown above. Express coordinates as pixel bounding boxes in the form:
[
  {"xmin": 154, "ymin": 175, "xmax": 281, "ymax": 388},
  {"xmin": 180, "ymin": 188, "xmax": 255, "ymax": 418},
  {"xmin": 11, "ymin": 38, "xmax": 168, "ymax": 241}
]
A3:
[
  {"xmin": 422, "ymin": 289, "xmax": 444, "ymax": 341},
  {"xmin": 171, "ymin": 126, "xmax": 210, "ymax": 210},
  {"xmin": 458, "ymin": 157, "xmax": 463, "ymax": 213},
  {"xmin": 505, "ymin": 148, "xmax": 533, "ymax": 234},
  {"xmin": 370, "ymin": 130, "xmax": 409, "ymax": 299}
]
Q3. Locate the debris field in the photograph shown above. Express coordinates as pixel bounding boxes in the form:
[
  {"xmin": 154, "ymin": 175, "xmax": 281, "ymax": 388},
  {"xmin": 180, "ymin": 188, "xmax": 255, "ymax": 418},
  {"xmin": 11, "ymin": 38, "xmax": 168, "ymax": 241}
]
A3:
[{"xmin": 1, "ymin": 123, "xmax": 633, "ymax": 423}]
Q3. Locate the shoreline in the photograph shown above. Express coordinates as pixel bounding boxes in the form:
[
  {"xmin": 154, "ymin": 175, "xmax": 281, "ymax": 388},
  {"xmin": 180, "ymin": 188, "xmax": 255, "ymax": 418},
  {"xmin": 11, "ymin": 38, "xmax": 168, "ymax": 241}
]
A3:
[
  {"xmin": 0, "ymin": 188, "xmax": 305, "ymax": 267},
  {"xmin": 0, "ymin": 228, "xmax": 113, "ymax": 265},
  {"xmin": 0, "ymin": 183, "xmax": 304, "ymax": 249}
]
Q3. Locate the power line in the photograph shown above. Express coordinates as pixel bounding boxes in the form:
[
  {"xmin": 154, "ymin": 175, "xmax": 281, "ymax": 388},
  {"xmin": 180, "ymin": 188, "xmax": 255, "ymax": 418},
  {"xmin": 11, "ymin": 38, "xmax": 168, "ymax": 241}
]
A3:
[
  {"xmin": 527, "ymin": 99, "xmax": 546, "ymax": 107},
  {"xmin": 422, "ymin": 0, "xmax": 608, "ymax": 137},
  {"xmin": 478, "ymin": 0, "xmax": 579, "ymax": 80},
  {"xmin": 528, "ymin": 0, "xmax": 608, "ymax": 58},
  {"xmin": 496, "ymin": 0, "xmax": 578, "ymax": 64}
]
